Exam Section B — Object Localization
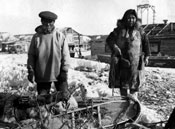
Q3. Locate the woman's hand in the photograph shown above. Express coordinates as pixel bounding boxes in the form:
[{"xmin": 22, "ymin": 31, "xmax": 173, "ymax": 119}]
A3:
[
  {"xmin": 113, "ymin": 45, "xmax": 121, "ymax": 56},
  {"xmin": 144, "ymin": 57, "xmax": 149, "ymax": 66}
]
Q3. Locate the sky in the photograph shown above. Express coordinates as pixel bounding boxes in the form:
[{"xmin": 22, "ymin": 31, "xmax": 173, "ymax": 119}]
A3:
[{"xmin": 0, "ymin": 0, "xmax": 175, "ymax": 35}]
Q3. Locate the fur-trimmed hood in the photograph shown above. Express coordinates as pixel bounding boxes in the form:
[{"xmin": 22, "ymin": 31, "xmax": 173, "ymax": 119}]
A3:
[{"xmin": 121, "ymin": 9, "xmax": 138, "ymax": 23}]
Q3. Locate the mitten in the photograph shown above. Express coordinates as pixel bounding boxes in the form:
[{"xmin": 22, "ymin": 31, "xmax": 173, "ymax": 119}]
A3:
[
  {"xmin": 120, "ymin": 57, "xmax": 131, "ymax": 68},
  {"xmin": 59, "ymin": 71, "xmax": 68, "ymax": 82},
  {"xmin": 27, "ymin": 66, "xmax": 34, "ymax": 83}
]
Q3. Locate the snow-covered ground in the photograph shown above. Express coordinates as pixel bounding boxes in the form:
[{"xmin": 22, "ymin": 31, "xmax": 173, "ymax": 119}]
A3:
[{"xmin": 0, "ymin": 53, "xmax": 175, "ymax": 123}]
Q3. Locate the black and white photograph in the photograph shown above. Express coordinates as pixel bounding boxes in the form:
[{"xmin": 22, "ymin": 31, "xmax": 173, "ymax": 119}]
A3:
[{"xmin": 0, "ymin": 0, "xmax": 175, "ymax": 128}]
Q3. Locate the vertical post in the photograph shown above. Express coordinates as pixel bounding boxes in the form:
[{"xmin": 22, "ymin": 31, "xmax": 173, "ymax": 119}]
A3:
[
  {"xmin": 141, "ymin": 9, "xmax": 143, "ymax": 22},
  {"xmin": 112, "ymin": 88, "xmax": 114, "ymax": 96},
  {"xmin": 78, "ymin": 34, "xmax": 82, "ymax": 58},
  {"xmin": 97, "ymin": 106, "xmax": 102, "ymax": 127},
  {"xmin": 152, "ymin": 6, "xmax": 156, "ymax": 24},
  {"xmin": 71, "ymin": 112, "xmax": 75, "ymax": 129},
  {"xmin": 147, "ymin": 7, "xmax": 149, "ymax": 25}
]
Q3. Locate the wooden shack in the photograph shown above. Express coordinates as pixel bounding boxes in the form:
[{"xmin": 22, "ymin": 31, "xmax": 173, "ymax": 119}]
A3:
[
  {"xmin": 90, "ymin": 35, "xmax": 107, "ymax": 56},
  {"xmin": 91, "ymin": 21, "xmax": 175, "ymax": 67},
  {"xmin": 144, "ymin": 22, "xmax": 175, "ymax": 56},
  {"xmin": 62, "ymin": 27, "xmax": 91, "ymax": 58}
]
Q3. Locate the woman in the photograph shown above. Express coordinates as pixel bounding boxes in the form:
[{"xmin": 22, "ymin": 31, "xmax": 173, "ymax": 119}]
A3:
[{"xmin": 106, "ymin": 9, "xmax": 151, "ymax": 98}]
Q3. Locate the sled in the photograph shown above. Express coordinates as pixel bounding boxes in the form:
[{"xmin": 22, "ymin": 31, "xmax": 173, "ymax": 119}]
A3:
[
  {"xmin": 51, "ymin": 95, "xmax": 141, "ymax": 129},
  {"xmin": 0, "ymin": 92, "xmax": 166, "ymax": 129},
  {"xmin": 0, "ymin": 92, "xmax": 142, "ymax": 129}
]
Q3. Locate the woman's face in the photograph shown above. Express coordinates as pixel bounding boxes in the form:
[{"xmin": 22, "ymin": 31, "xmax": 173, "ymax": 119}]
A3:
[{"xmin": 126, "ymin": 14, "xmax": 136, "ymax": 28}]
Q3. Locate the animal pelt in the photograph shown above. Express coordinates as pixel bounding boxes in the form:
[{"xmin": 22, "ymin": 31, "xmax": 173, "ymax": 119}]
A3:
[{"xmin": 0, "ymin": 91, "xmax": 77, "ymax": 122}]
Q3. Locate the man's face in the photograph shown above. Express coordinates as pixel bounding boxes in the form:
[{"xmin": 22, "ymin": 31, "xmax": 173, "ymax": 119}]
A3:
[
  {"xmin": 126, "ymin": 14, "xmax": 136, "ymax": 28},
  {"xmin": 41, "ymin": 19, "xmax": 55, "ymax": 32}
]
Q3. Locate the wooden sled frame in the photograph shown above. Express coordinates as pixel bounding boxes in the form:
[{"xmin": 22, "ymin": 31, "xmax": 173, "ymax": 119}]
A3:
[
  {"xmin": 51, "ymin": 96, "xmax": 142, "ymax": 129},
  {"xmin": 0, "ymin": 93, "xmax": 142, "ymax": 129}
]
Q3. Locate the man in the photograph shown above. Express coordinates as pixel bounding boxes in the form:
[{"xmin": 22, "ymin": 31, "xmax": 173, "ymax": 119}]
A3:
[
  {"xmin": 27, "ymin": 11, "xmax": 70, "ymax": 99},
  {"xmin": 106, "ymin": 9, "xmax": 151, "ymax": 98}
]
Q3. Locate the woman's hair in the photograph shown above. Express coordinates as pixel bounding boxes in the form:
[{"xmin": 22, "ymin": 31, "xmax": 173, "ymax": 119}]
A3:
[{"xmin": 121, "ymin": 9, "xmax": 138, "ymax": 27}]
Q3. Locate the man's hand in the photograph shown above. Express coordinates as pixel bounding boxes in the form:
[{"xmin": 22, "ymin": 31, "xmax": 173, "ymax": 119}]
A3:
[
  {"xmin": 59, "ymin": 71, "xmax": 68, "ymax": 82},
  {"xmin": 62, "ymin": 90, "xmax": 71, "ymax": 102},
  {"xmin": 28, "ymin": 66, "xmax": 35, "ymax": 83},
  {"xmin": 28, "ymin": 71, "xmax": 34, "ymax": 83}
]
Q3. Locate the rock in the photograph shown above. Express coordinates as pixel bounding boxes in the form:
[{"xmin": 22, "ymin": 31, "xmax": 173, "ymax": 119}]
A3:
[{"xmin": 153, "ymin": 74, "xmax": 162, "ymax": 81}]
